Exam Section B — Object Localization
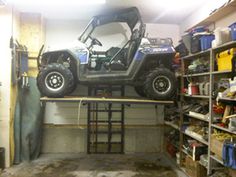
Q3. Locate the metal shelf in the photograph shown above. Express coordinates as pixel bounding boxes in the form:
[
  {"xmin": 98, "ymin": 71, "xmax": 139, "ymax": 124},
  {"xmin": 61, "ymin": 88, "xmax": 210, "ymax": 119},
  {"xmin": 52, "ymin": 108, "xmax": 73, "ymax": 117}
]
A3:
[
  {"xmin": 218, "ymin": 97, "xmax": 236, "ymax": 103},
  {"xmin": 173, "ymin": 3, "xmax": 236, "ymax": 174},
  {"xmin": 164, "ymin": 121, "xmax": 180, "ymax": 130},
  {"xmin": 183, "ymin": 131, "xmax": 208, "ymax": 145},
  {"xmin": 181, "ymin": 49, "xmax": 211, "ymax": 60},
  {"xmin": 183, "ymin": 72, "xmax": 210, "ymax": 77},
  {"xmin": 212, "ymin": 70, "xmax": 231, "ymax": 75},
  {"xmin": 210, "ymin": 155, "xmax": 224, "ymax": 165},
  {"xmin": 213, "ymin": 41, "xmax": 236, "ymax": 53},
  {"xmin": 184, "ymin": 113, "xmax": 209, "ymax": 122},
  {"xmin": 212, "ymin": 124, "xmax": 236, "ymax": 135},
  {"xmin": 182, "ymin": 149, "xmax": 208, "ymax": 168},
  {"xmin": 183, "ymin": 94, "xmax": 210, "ymax": 99},
  {"xmin": 182, "ymin": 149, "xmax": 193, "ymax": 159}
]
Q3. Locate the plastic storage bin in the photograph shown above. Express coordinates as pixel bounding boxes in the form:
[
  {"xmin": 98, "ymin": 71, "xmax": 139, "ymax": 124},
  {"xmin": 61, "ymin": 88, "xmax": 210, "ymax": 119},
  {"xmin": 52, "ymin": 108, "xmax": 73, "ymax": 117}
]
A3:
[
  {"xmin": 216, "ymin": 48, "xmax": 236, "ymax": 71},
  {"xmin": 200, "ymin": 35, "xmax": 215, "ymax": 51},
  {"xmin": 191, "ymin": 35, "xmax": 202, "ymax": 53},
  {"xmin": 182, "ymin": 33, "xmax": 192, "ymax": 53},
  {"xmin": 191, "ymin": 26, "xmax": 207, "ymax": 34},
  {"xmin": 214, "ymin": 27, "xmax": 231, "ymax": 46},
  {"xmin": 229, "ymin": 22, "xmax": 236, "ymax": 41}
]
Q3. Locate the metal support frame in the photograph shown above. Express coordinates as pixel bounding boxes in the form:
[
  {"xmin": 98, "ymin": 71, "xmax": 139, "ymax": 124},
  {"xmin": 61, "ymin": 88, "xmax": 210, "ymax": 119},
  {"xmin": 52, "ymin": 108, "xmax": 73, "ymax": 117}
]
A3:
[
  {"xmin": 40, "ymin": 89, "xmax": 173, "ymax": 154},
  {"xmin": 87, "ymin": 85, "xmax": 125, "ymax": 154}
]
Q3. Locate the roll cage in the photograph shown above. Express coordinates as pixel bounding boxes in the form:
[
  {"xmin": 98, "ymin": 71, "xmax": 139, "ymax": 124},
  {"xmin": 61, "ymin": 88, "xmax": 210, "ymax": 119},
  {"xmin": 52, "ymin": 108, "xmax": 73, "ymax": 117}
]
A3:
[{"xmin": 78, "ymin": 7, "xmax": 145, "ymax": 44}]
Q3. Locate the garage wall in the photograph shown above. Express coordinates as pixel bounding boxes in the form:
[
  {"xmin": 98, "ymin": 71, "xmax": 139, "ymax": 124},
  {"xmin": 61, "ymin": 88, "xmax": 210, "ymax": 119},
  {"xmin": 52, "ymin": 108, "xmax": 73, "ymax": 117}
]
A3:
[
  {"xmin": 42, "ymin": 85, "xmax": 165, "ymax": 153},
  {"xmin": 0, "ymin": 6, "xmax": 20, "ymax": 167},
  {"xmin": 0, "ymin": 6, "xmax": 12, "ymax": 168},
  {"xmin": 45, "ymin": 19, "xmax": 180, "ymax": 49},
  {"xmin": 179, "ymin": 0, "xmax": 235, "ymax": 34},
  {"xmin": 41, "ymin": 19, "xmax": 179, "ymax": 153}
]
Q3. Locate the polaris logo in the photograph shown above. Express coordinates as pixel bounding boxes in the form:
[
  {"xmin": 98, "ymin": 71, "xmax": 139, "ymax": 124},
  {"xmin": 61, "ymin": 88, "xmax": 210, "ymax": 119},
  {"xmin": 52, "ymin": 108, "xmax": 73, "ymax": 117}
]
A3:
[{"xmin": 153, "ymin": 48, "xmax": 169, "ymax": 52}]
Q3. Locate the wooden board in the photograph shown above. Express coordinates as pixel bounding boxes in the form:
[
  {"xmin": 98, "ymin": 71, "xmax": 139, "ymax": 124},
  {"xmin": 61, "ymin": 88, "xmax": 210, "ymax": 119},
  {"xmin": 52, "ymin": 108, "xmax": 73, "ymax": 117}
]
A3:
[
  {"xmin": 191, "ymin": 0, "xmax": 236, "ymax": 29},
  {"xmin": 40, "ymin": 96, "xmax": 173, "ymax": 105}
]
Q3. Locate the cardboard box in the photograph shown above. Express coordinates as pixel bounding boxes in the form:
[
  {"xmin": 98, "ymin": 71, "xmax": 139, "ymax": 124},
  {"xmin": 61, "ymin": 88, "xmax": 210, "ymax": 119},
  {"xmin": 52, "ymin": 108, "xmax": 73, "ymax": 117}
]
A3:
[
  {"xmin": 210, "ymin": 135, "xmax": 224, "ymax": 160},
  {"xmin": 185, "ymin": 156, "xmax": 207, "ymax": 177},
  {"xmin": 229, "ymin": 169, "xmax": 236, "ymax": 177}
]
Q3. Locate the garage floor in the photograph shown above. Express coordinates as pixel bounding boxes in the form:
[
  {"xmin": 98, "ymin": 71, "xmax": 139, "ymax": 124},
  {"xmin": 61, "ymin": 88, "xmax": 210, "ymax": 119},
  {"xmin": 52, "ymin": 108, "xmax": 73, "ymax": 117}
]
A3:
[{"xmin": 0, "ymin": 153, "xmax": 187, "ymax": 177}]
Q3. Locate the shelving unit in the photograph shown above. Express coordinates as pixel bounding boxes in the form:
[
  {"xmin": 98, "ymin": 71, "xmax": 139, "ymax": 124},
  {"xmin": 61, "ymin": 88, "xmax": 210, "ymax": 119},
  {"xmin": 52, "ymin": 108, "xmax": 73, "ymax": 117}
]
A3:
[
  {"xmin": 164, "ymin": 121, "xmax": 180, "ymax": 130},
  {"xmin": 183, "ymin": 131, "xmax": 209, "ymax": 145},
  {"xmin": 208, "ymin": 40, "xmax": 236, "ymax": 174},
  {"xmin": 177, "ymin": 39, "xmax": 236, "ymax": 175},
  {"xmin": 183, "ymin": 72, "xmax": 210, "ymax": 77},
  {"xmin": 210, "ymin": 155, "xmax": 224, "ymax": 165},
  {"xmin": 183, "ymin": 94, "xmax": 210, "ymax": 99},
  {"xmin": 212, "ymin": 124, "xmax": 236, "ymax": 135},
  {"xmin": 184, "ymin": 113, "xmax": 209, "ymax": 122}
]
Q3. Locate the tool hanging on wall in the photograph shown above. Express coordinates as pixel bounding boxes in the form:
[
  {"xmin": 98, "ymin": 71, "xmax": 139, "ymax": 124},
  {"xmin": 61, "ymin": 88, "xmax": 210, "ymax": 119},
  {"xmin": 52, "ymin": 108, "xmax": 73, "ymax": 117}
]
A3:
[
  {"xmin": 21, "ymin": 72, "xmax": 29, "ymax": 89},
  {"xmin": 10, "ymin": 37, "xmax": 29, "ymax": 87}
]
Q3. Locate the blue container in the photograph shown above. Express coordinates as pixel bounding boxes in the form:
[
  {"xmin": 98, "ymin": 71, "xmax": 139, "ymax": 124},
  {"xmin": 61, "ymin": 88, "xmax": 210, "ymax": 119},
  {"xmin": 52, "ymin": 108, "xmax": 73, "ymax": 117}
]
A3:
[
  {"xmin": 191, "ymin": 26, "xmax": 206, "ymax": 34},
  {"xmin": 229, "ymin": 22, "xmax": 236, "ymax": 40},
  {"xmin": 200, "ymin": 35, "xmax": 215, "ymax": 51}
]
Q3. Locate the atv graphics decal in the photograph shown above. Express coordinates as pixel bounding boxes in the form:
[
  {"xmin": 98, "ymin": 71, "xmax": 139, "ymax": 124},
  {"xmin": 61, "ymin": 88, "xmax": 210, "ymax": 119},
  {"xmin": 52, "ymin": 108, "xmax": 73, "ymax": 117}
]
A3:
[{"xmin": 72, "ymin": 48, "xmax": 89, "ymax": 64}]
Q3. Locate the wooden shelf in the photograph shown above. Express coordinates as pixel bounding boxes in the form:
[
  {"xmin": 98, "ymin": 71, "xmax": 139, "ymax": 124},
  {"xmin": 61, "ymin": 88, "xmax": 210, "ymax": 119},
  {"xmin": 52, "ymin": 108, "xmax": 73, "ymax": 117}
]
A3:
[
  {"xmin": 184, "ymin": 113, "xmax": 209, "ymax": 122},
  {"xmin": 40, "ymin": 96, "xmax": 173, "ymax": 105},
  {"xmin": 191, "ymin": 0, "xmax": 236, "ymax": 29},
  {"xmin": 183, "ymin": 131, "xmax": 208, "ymax": 145},
  {"xmin": 212, "ymin": 124, "xmax": 236, "ymax": 135}
]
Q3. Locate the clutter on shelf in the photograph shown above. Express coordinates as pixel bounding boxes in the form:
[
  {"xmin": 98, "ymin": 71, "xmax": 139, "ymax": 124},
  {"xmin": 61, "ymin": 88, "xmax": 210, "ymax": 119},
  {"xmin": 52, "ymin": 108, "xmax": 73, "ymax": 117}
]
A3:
[
  {"xmin": 176, "ymin": 21, "xmax": 236, "ymax": 57},
  {"xmin": 187, "ymin": 58, "xmax": 210, "ymax": 74},
  {"xmin": 183, "ymin": 102, "xmax": 209, "ymax": 121},
  {"xmin": 165, "ymin": 129, "xmax": 179, "ymax": 158},
  {"xmin": 183, "ymin": 139, "xmax": 207, "ymax": 161}
]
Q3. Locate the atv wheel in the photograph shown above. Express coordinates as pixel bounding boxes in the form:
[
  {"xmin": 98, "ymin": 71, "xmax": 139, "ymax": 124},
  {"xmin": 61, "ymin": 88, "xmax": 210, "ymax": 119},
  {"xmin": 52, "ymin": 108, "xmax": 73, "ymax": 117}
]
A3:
[
  {"xmin": 37, "ymin": 63, "xmax": 75, "ymax": 97},
  {"xmin": 144, "ymin": 68, "xmax": 176, "ymax": 100},
  {"xmin": 134, "ymin": 86, "xmax": 146, "ymax": 97},
  {"xmin": 66, "ymin": 82, "xmax": 77, "ymax": 94}
]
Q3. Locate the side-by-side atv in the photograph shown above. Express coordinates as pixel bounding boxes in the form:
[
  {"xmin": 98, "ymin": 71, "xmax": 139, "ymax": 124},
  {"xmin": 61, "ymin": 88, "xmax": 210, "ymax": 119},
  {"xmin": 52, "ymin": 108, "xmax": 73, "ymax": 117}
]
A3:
[{"xmin": 37, "ymin": 7, "xmax": 177, "ymax": 100}]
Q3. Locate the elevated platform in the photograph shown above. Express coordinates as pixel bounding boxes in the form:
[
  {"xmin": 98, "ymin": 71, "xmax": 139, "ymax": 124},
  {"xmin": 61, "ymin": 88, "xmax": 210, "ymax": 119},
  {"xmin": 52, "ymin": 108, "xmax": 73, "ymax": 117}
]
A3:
[{"xmin": 40, "ymin": 96, "xmax": 174, "ymax": 105}]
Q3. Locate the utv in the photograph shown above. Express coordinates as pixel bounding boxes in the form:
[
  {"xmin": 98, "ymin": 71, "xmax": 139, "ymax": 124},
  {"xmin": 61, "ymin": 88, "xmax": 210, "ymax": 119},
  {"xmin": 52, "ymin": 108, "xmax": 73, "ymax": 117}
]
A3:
[{"xmin": 37, "ymin": 7, "xmax": 177, "ymax": 100}]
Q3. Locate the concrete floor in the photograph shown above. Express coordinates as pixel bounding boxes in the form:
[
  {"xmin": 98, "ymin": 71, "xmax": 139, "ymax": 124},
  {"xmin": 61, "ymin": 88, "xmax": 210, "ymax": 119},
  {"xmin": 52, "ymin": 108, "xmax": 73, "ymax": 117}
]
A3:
[{"xmin": 0, "ymin": 153, "xmax": 187, "ymax": 177}]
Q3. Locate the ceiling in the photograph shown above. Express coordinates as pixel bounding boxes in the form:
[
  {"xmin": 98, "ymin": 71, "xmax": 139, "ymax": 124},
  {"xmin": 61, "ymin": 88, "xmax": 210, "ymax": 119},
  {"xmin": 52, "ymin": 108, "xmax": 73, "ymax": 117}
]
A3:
[{"xmin": 9, "ymin": 0, "xmax": 207, "ymax": 24}]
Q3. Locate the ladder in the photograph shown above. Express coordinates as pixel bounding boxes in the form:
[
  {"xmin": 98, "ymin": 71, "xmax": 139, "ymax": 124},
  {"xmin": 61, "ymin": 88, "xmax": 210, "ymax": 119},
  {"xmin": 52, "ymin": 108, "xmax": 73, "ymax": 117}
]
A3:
[{"xmin": 87, "ymin": 85, "xmax": 125, "ymax": 154}]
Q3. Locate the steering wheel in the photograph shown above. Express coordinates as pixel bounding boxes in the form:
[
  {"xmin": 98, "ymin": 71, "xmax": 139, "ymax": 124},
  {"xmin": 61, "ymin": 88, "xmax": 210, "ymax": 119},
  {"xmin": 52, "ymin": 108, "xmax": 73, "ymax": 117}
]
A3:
[
  {"xmin": 88, "ymin": 35, "xmax": 102, "ymax": 47},
  {"xmin": 92, "ymin": 37, "xmax": 102, "ymax": 47}
]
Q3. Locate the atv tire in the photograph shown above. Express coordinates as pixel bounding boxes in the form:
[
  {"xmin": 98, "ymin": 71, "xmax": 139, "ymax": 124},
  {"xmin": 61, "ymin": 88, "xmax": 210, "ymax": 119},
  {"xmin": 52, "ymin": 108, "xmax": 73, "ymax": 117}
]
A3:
[
  {"xmin": 134, "ymin": 86, "xmax": 146, "ymax": 97},
  {"xmin": 37, "ymin": 63, "xmax": 75, "ymax": 97},
  {"xmin": 144, "ymin": 68, "xmax": 176, "ymax": 100}
]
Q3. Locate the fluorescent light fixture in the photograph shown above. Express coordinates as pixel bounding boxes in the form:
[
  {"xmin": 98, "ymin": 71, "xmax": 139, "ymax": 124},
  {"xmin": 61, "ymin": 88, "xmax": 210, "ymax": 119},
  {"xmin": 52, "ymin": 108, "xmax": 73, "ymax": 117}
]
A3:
[
  {"xmin": 0, "ymin": 0, "xmax": 6, "ymax": 6},
  {"xmin": 7, "ymin": 0, "xmax": 106, "ymax": 6}
]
